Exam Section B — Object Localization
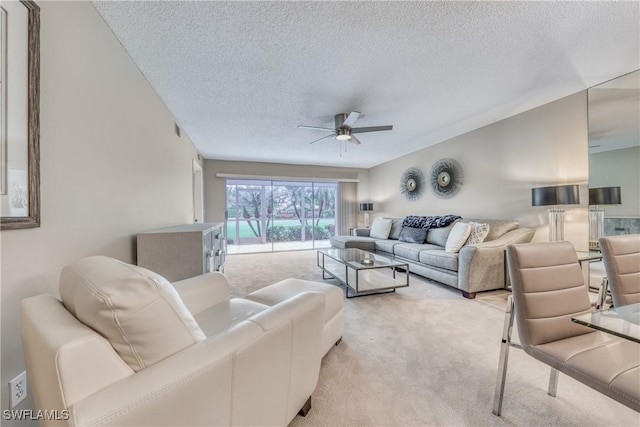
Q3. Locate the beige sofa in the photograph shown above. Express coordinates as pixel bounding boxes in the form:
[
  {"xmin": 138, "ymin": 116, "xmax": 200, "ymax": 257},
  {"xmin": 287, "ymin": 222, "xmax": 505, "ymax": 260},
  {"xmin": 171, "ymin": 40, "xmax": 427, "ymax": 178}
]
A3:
[
  {"xmin": 21, "ymin": 256, "xmax": 343, "ymax": 426},
  {"xmin": 331, "ymin": 218, "xmax": 535, "ymax": 298}
]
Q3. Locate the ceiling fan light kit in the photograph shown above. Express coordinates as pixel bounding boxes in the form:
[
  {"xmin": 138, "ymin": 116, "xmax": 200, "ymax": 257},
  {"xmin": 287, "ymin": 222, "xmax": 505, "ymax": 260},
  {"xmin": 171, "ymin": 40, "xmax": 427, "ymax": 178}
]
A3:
[
  {"xmin": 336, "ymin": 129, "xmax": 351, "ymax": 141},
  {"xmin": 299, "ymin": 111, "xmax": 392, "ymax": 145}
]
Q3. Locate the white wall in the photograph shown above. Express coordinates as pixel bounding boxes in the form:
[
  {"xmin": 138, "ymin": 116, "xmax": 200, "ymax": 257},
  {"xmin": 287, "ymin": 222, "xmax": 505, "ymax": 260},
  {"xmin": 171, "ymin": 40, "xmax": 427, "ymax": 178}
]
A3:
[
  {"xmin": 0, "ymin": 2, "xmax": 201, "ymax": 421},
  {"xmin": 590, "ymin": 146, "xmax": 640, "ymax": 218},
  {"xmin": 203, "ymin": 159, "xmax": 369, "ymax": 223},
  {"xmin": 369, "ymin": 92, "xmax": 589, "ymax": 248}
]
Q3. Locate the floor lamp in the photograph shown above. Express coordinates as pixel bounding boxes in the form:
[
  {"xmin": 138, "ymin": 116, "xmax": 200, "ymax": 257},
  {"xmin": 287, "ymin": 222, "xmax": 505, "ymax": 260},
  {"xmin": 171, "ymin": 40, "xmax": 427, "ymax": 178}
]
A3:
[
  {"xmin": 589, "ymin": 187, "xmax": 621, "ymax": 250},
  {"xmin": 532, "ymin": 184, "xmax": 580, "ymax": 241},
  {"xmin": 359, "ymin": 203, "xmax": 373, "ymax": 228}
]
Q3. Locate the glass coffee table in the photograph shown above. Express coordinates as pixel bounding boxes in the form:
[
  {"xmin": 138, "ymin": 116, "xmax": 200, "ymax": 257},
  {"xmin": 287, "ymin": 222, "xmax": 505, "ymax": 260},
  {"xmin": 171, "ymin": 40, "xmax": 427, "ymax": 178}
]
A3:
[{"xmin": 317, "ymin": 248, "xmax": 409, "ymax": 298}]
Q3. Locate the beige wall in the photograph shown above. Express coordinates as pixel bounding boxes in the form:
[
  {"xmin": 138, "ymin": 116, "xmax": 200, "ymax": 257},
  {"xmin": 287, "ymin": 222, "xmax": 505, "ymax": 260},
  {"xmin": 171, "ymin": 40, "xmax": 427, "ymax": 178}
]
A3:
[
  {"xmin": 203, "ymin": 159, "xmax": 369, "ymax": 223},
  {"xmin": 590, "ymin": 146, "xmax": 640, "ymax": 218},
  {"xmin": 369, "ymin": 92, "xmax": 589, "ymax": 248},
  {"xmin": 0, "ymin": 2, "xmax": 200, "ymax": 419}
]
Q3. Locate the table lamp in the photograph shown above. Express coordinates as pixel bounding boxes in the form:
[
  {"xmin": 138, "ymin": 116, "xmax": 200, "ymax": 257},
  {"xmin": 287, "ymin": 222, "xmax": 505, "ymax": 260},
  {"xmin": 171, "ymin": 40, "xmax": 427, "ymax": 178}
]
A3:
[
  {"xmin": 589, "ymin": 186, "xmax": 622, "ymax": 250},
  {"xmin": 359, "ymin": 203, "xmax": 374, "ymax": 228},
  {"xmin": 531, "ymin": 184, "xmax": 580, "ymax": 241}
]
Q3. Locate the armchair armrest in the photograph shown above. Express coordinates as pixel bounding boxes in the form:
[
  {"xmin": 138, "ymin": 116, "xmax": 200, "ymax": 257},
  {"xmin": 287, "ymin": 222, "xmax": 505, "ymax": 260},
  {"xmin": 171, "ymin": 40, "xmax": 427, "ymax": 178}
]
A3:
[
  {"xmin": 69, "ymin": 293, "xmax": 325, "ymax": 427},
  {"xmin": 172, "ymin": 272, "xmax": 230, "ymax": 315},
  {"xmin": 69, "ymin": 321, "xmax": 261, "ymax": 427},
  {"xmin": 353, "ymin": 228, "xmax": 371, "ymax": 237},
  {"xmin": 458, "ymin": 228, "xmax": 535, "ymax": 294}
]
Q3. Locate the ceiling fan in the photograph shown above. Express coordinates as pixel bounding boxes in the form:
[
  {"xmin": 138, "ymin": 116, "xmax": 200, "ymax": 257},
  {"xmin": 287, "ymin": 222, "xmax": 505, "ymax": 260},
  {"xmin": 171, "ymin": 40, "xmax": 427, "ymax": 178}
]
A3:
[{"xmin": 298, "ymin": 112, "xmax": 393, "ymax": 145}]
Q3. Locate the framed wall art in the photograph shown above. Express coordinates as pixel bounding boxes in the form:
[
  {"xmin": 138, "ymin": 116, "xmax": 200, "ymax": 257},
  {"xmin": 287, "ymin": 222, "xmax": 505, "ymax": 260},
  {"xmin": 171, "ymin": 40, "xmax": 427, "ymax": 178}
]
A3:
[{"xmin": 0, "ymin": 0, "xmax": 40, "ymax": 230}]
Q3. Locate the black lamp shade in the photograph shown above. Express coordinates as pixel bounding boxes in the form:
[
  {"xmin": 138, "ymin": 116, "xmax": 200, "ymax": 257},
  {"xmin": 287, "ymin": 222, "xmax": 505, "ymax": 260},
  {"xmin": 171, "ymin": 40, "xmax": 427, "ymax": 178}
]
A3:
[
  {"xmin": 589, "ymin": 187, "xmax": 621, "ymax": 205},
  {"xmin": 531, "ymin": 185, "xmax": 580, "ymax": 206},
  {"xmin": 532, "ymin": 186, "xmax": 557, "ymax": 206},
  {"xmin": 556, "ymin": 184, "xmax": 580, "ymax": 205},
  {"xmin": 359, "ymin": 203, "xmax": 374, "ymax": 212}
]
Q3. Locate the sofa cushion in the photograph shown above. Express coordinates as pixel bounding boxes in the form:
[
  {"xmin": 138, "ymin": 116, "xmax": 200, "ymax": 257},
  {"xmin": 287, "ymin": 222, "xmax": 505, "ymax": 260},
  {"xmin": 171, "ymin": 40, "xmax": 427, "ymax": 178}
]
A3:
[
  {"xmin": 369, "ymin": 217, "xmax": 393, "ymax": 239},
  {"xmin": 466, "ymin": 222, "xmax": 490, "ymax": 245},
  {"xmin": 466, "ymin": 219, "xmax": 519, "ymax": 241},
  {"xmin": 375, "ymin": 239, "xmax": 402, "ymax": 254},
  {"xmin": 194, "ymin": 299, "xmax": 268, "ymax": 337},
  {"xmin": 419, "ymin": 249, "xmax": 459, "ymax": 272},
  {"xmin": 388, "ymin": 218, "xmax": 404, "ymax": 240},
  {"xmin": 426, "ymin": 220, "xmax": 460, "ymax": 246},
  {"xmin": 394, "ymin": 243, "xmax": 442, "ymax": 262},
  {"xmin": 59, "ymin": 256, "xmax": 206, "ymax": 372},
  {"xmin": 398, "ymin": 226, "xmax": 428, "ymax": 243},
  {"xmin": 445, "ymin": 222, "xmax": 472, "ymax": 253},
  {"xmin": 330, "ymin": 235, "xmax": 376, "ymax": 251}
]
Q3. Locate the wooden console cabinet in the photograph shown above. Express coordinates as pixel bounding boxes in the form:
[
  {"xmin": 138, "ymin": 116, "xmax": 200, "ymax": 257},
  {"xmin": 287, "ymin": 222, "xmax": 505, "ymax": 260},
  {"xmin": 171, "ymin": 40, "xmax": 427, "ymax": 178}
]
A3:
[{"xmin": 137, "ymin": 223, "xmax": 225, "ymax": 281}]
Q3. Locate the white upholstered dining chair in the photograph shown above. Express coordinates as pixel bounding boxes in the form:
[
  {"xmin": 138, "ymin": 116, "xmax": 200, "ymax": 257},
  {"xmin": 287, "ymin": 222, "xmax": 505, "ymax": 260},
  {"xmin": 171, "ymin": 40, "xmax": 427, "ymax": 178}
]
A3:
[
  {"xmin": 599, "ymin": 234, "xmax": 640, "ymax": 307},
  {"xmin": 493, "ymin": 241, "xmax": 640, "ymax": 415}
]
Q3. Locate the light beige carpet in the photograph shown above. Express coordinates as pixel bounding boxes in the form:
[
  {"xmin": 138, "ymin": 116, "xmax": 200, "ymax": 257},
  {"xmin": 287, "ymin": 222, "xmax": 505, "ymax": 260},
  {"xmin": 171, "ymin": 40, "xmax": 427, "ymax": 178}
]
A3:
[{"xmin": 225, "ymin": 251, "xmax": 639, "ymax": 427}]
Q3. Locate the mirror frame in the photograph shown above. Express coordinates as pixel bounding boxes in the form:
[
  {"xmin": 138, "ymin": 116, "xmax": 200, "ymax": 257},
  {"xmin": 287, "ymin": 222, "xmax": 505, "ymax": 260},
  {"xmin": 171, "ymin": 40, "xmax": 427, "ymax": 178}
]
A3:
[{"xmin": 1, "ymin": 0, "xmax": 40, "ymax": 230}]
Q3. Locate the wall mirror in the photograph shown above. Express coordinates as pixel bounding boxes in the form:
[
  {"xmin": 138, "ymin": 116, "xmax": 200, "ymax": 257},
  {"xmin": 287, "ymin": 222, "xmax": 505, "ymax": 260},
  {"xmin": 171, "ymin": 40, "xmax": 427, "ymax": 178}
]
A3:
[
  {"xmin": 0, "ymin": 0, "xmax": 39, "ymax": 230},
  {"xmin": 588, "ymin": 69, "xmax": 640, "ymax": 247}
]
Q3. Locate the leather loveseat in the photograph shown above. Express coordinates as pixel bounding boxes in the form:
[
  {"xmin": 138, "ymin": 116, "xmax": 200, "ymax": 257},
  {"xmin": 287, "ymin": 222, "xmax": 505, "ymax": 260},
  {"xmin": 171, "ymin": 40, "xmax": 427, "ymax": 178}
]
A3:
[
  {"xmin": 331, "ymin": 217, "xmax": 535, "ymax": 298},
  {"xmin": 21, "ymin": 256, "xmax": 343, "ymax": 426}
]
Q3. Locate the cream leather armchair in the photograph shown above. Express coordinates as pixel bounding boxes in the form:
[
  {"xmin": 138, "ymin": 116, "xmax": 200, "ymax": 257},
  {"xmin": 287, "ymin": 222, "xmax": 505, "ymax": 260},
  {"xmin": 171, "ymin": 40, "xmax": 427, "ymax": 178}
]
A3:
[{"xmin": 21, "ymin": 256, "xmax": 325, "ymax": 427}]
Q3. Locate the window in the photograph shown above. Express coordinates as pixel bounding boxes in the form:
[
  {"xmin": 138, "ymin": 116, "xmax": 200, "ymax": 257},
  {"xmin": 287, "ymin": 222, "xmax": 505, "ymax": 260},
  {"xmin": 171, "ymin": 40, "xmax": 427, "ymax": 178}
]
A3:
[{"xmin": 225, "ymin": 179, "xmax": 337, "ymax": 254}]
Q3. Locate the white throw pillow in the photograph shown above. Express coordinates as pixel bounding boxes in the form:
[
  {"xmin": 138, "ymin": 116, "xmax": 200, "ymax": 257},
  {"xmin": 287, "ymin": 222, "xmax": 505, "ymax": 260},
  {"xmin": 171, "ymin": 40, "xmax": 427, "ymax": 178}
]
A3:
[
  {"xmin": 466, "ymin": 222, "xmax": 490, "ymax": 245},
  {"xmin": 445, "ymin": 222, "xmax": 472, "ymax": 253},
  {"xmin": 369, "ymin": 217, "xmax": 393, "ymax": 239}
]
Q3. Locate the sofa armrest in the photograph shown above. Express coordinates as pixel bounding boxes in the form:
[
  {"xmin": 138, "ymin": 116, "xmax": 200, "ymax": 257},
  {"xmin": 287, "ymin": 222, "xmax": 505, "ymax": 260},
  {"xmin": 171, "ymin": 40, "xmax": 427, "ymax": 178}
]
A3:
[
  {"xmin": 471, "ymin": 227, "xmax": 535, "ymax": 249},
  {"xmin": 246, "ymin": 292, "xmax": 325, "ymax": 422},
  {"xmin": 69, "ymin": 293, "xmax": 325, "ymax": 427},
  {"xmin": 458, "ymin": 228, "xmax": 535, "ymax": 294},
  {"xmin": 172, "ymin": 272, "xmax": 230, "ymax": 315},
  {"xmin": 69, "ymin": 321, "xmax": 261, "ymax": 427},
  {"xmin": 353, "ymin": 228, "xmax": 371, "ymax": 237}
]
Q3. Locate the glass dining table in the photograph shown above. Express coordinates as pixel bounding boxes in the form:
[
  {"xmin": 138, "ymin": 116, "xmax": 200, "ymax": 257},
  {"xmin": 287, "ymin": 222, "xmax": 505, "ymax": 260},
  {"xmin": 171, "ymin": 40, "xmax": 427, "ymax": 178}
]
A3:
[{"xmin": 572, "ymin": 302, "xmax": 640, "ymax": 343}]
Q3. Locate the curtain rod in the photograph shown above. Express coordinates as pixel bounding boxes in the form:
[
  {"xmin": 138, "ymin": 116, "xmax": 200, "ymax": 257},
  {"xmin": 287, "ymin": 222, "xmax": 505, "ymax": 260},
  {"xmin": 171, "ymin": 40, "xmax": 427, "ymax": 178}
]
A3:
[{"xmin": 215, "ymin": 173, "xmax": 359, "ymax": 183}]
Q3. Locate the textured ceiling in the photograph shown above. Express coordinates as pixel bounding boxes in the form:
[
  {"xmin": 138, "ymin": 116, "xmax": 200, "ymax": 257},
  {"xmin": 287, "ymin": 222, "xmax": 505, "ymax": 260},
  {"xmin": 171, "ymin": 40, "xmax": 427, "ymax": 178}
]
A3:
[{"xmin": 92, "ymin": 1, "xmax": 640, "ymax": 168}]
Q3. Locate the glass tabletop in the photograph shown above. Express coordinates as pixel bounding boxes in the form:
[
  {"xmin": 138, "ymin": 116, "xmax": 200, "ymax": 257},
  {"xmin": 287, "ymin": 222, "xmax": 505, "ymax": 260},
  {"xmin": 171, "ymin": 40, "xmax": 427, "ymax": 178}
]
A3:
[
  {"xmin": 318, "ymin": 248, "xmax": 405, "ymax": 269},
  {"xmin": 572, "ymin": 302, "xmax": 640, "ymax": 343},
  {"xmin": 575, "ymin": 250, "xmax": 603, "ymax": 263}
]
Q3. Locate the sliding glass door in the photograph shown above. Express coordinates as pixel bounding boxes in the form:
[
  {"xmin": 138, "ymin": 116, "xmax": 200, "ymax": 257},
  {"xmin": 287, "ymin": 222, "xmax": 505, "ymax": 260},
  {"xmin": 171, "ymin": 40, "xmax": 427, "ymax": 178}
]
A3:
[{"xmin": 226, "ymin": 179, "xmax": 336, "ymax": 254}]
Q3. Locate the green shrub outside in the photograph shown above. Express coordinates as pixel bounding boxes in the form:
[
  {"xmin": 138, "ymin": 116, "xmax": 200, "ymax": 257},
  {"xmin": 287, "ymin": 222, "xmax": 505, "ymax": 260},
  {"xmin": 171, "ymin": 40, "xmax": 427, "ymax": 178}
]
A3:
[{"xmin": 266, "ymin": 225, "xmax": 332, "ymax": 242}]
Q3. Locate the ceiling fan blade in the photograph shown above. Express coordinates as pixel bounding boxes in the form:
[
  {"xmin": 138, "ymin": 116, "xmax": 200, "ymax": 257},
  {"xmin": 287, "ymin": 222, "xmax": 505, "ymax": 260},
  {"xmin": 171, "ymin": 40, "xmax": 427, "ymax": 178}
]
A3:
[
  {"xmin": 341, "ymin": 111, "xmax": 361, "ymax": 129},
  {"xmin": 351, "ymin": 125, "xmax": 393, "ymax": 134},
  {"xmin": 298, "ymin": 125, "xmax": 336, "ymax": 132},
  {"xmin": 309, "ymin": 133, "xmax": 336, "ymax": 144},
  {"xmin": 349, "ymin": 135, "xmax": 361, "ymax": 145}
]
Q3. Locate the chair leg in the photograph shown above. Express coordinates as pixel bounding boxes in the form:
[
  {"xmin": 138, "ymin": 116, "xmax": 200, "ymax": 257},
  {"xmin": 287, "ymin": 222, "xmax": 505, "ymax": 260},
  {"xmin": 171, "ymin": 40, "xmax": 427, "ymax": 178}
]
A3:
[
  {"xmin": 298, "ymin": 397, "xmax": 312, "ymax": 417},
  {"xmin": 547, "ymin": 368, "xmax": 559, "ymax": 397},
  {"xmin": 492, "ymin": 295, "xmax": 515, "ymax": 416},
  {"xmin": 596, "ymin": 277, "xmax": 608, "ymax": 310}
]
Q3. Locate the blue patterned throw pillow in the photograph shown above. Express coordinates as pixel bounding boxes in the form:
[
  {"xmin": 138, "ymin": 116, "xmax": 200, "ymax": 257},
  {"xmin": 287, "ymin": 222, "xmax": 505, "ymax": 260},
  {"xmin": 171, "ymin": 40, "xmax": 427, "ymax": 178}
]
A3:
[
  {"xmin": 402, "ymin": 215, "xmax": 461, "ymax": 229},
  {"xmin": 398, "ymin": 227, "xmax": 428, "ymax": 243}
]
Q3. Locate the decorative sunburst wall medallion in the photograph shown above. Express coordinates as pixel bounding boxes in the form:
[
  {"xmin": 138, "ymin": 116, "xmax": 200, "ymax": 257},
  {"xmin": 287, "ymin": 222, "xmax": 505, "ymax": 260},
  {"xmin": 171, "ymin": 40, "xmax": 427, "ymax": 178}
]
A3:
[
  {"xmin": 429, "ymin": 158, "xmax": 463, "ymax": 199},
  {"xmin": 400, "ymin": 167, "xmax": 425, "ymax": 201}
]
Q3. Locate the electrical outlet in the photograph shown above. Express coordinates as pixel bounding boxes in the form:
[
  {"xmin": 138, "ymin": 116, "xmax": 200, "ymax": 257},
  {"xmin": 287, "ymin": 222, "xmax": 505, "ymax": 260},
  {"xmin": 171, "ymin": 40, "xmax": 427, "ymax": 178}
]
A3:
[{"xmin": 8, "ymin": 371, "xmax": 27, "ymax": 408}]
